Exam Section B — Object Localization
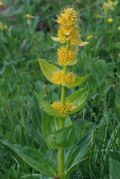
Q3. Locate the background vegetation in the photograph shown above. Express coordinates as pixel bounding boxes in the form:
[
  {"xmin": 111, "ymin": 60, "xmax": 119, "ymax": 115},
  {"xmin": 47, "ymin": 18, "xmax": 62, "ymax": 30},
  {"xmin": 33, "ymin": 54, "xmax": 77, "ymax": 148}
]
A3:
[{"xmin": 0, "ymin": 0, "xmax": 120, "ymax": 178}]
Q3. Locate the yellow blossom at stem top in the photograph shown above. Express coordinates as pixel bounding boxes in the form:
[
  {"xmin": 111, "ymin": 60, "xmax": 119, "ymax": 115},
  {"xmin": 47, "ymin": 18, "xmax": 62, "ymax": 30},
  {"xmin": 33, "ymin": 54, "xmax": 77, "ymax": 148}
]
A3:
[
  {"xmin": 51, "ymin": 101, "xmax": 74, "ymax": 114},
  {"xmin": 57, "ymin": 8, "xmax": 79, "ymax": 28},
  {"xmin": 51, "ymin": 71, "xmax": 76, "ymax": 85},
  {"xmin": 58, "ymin": 46, "xmax": 77, "ymax": 66},
  {"xmin": 58, "ymin": 26, "xmax": 81, "ymax": 45},
  {"xmin": 52, "ymin": 8, "xmax": 89, "ymax": 47}
]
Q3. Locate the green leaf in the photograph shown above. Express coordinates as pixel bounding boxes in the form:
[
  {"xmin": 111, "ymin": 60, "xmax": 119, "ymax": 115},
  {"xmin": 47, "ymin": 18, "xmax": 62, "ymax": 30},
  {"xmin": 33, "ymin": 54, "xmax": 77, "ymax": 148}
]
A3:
[
  {"xmin": 36, "ymin": 92, "xmax": 66, "ymax": 118},
  {"xmin": 78, "ymin": 41, "xmax": 89, "ymax": 47},
  {"xmin": 65, "ymin": 128, "xmax": 94, "ymax": 175},
  {"xmin": 66, "ymin": 88, "xmax": 86, "ymax": 102},
  {"xmin": 41, "ymin": 115, "xmax": 73, "ymax": 142},
  {"xmin": 66, "ymin": 88, "xmax": 88, "ymax": 114},
  {"xmin": 51, "ymin": 37, "xmax": 89, "ymax": 47},
  {"xmin": 0, "ymin": 140, "xmax": 56, "ymax": 177},
  {"xmin": 41, "ymin": 114, "xmax": 58, "ymax": 143},
  {"xmin": 109, "ymin": 158, "xmax": 120, "ymax": 179},
  {"xmin": 51, "ymin": 36, "xmax": 60, "ymax": 42},
  {"xmin": 66, "ymin": 75, "xmax": 89, "ymax": 89},
  {"xmin": 21, "ymin": 173, "xmax": 52, "ymax": 179},
  {"xmin": 40, "ymin": 112, "xmax": 73, "ymax": 147},
  {"xmin": 39, "ymin": 59, "xmax": 88, "ymax": 89},
  {"xmin": 38, "ymin": 59, "xmax": 60, "ymax": 83},
  {"xmin": 47, "ymin": 125, "xmax": 77, "ymax": 149}
]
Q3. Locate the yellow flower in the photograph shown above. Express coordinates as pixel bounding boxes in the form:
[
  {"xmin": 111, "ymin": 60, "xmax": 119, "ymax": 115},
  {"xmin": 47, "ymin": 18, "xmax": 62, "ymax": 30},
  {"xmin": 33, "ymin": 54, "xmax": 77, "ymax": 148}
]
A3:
[
  {"xmin": 102, "ymin": 0, "xmax": 118, "ymax": 12},
  {"xmin": 0, "ymin": 22, "xmax": 8, "ymax": 31},
  {"xmin": 107, "ymin": 18, "xmax": 113, "ymax": 23},
  {"xmin": 51, "ymin": 101, "xmax": 73, "ymax": 114},
  {"xmin": 58, "ymin": 46, "xmax": 77, "ymax": 66},
  {"xmin": 24, "ymin": 14, "xmax": 34, "ymax": 20},
  {"xmin": 65, "ymin": 72, "xmax": 76, "ymax": 83},
  {"xmin": 52, "ymin": 8, "xmax": 89, "ymax": 47},
  {"xmin": 57, "ymin": 8, "xmax": 79, "ymax": 28},
  {"xmin": 86, "ymin": 34, "xmax": 94, "ymax": 40},
  {"xmin": 58, "ymin": 26, "xmax": 81, "ymax": 45},
  {"xmin": 51, "ymin": 71, "xmax": 76, "ymax": 85},
  {"xmin": 51, "ymin": 71, "xmax": 64, "ymax": 85}
]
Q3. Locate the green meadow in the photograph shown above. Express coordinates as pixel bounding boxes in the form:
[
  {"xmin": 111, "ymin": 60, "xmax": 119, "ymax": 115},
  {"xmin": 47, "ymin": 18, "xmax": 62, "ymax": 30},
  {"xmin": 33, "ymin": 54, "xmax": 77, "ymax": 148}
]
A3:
[{"xmin": 0, "ymin": 0, "xmax": 120, "ymax": 178}]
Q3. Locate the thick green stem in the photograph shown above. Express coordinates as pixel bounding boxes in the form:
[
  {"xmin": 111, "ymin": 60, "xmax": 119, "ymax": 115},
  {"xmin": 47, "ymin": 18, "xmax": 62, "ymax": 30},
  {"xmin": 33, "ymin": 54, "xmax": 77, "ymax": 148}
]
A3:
[
  {"xmin": 58, "ymin": 118, "xmax": 65, "ymax": 179},
  {"xmin": 58, "ymin": 76, "xmax": 66, "ymax": 179},
  {"xmin": 58, "ymin": 148, "xmax": 64, "ymax": 178},
  {"xmin": 58, "ymin": 83, "xmax": 66, "ymax": 178},
  {"xmin": 66, "ymin": 40, "xmax": 70, "ymax": 50},
  {"xmin": 57, "ymin": 41, "xmax": 70, "ymax": 179},
  {"xmin": 61, "ymin": 85, "xmax": 66, "ymax": 105}
]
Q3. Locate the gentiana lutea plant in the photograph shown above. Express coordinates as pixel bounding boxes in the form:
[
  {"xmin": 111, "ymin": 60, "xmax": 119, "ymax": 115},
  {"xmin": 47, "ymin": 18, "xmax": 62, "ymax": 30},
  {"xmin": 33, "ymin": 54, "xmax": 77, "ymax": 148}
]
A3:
[
  {"xmin": 0, "ymin": 8, "xmax": 95, "ymax": 179},
  {"xmin": 38, "ymin": 8, "xmax": 94, "ymax": 178}
]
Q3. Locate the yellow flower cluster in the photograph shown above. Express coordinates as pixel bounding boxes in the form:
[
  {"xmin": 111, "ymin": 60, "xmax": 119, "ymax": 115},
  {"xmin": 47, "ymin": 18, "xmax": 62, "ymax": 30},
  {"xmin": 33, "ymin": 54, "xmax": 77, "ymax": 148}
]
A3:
[
  {"xmin": 56, "ymin": 8, "xmax": 84, "ymax": 46},
  {"xmin": 53, "ymin": 8, "xmax": 89, "ymax": 67},
  {"xmin": 51, "ymin": 71, "xmax": 76, "ymax": 85},
  {"xmin": 58, "ymin": 27, "xmax": 81, "ymax": 45},
  {"xmin": 58, "ymin": 46, "xmax": 77, "ymax": 66},
  {"xmin": 49, "ymin": 8, "xmax": 87, "ymax": 113},
  {"xmin": 57, "ymin": 8, "xmax": 78, "ymax": 28},
  {"xmin": 51, "ymin": 101, "xmax": 73, "ymax": 114},
  {"xmin": 102, "ymin": 0, "xmax": 118, "ymax": 12},
  {"xmin": 0, "ymin": 22, "xmax": 8, "ymax": 31}
]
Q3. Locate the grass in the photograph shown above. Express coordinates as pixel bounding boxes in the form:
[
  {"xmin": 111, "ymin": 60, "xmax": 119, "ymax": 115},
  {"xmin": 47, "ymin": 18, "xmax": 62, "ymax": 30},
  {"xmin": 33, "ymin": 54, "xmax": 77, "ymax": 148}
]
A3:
[{"xmin": 0, "ymin": 0, "xmax": 120, "ymax": 178}]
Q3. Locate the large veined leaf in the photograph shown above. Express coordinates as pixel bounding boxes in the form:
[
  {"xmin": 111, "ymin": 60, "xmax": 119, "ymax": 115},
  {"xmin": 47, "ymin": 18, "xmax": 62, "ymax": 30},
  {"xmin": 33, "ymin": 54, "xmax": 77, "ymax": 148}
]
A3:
[
  {"xmin": 38, "ymin": 59, "xmax": 61, "ymax": 83},
  {"xmin": 65, "ymin": 128, "xmax": 95, "ymax": 175},
  {"xmin": 40, "ymin": 109, "xmax": 73, "ymax": 148},
  {"xmin": 36, "ymin": 88, "xmax": 88, "ymax": 118},
  {"xmin": 22, "ymin": 173, "xmax": 52, "ymax": 179},
  {"xmin": 0, "ymin": 140, "xmax": 56, "ymax": 177},
  {"xmin": 66, "ymin": 75, "xmax": 89, "ymax": 89},
  {"xmin": 66, "ymin": 88, "xmax": 86, "ymax": 102},
  {"xmin": 36, "ymin": 92, "xmax": 66, "ymax": 118},
  {"xmin": 66, "ymin": 88, "xmax": 88, "ymax": 114},
  {"xmin": 109, "ymin": 158, "xmax": 120, "ymax": 179},
  {"xmin": 41, "ymin": 114, "xmax": 73, "ymax": 143},
  {"xmin": 41, "ymin": 114, "xmax": 58, "ymax": 142},
  {"xmin": 47, "ymin": 125, "xmax": 77, "ymax": 149},
  {"xmin": 39, "ymin": 59, "xmax": 88, "ymax": 88},
  {"xmin": 0, "ymin": 141, "xmax": 56, "ymax": 176},
  {"xmin": 78, "ymin": 41, "xmax": 89, "ymax": 47}
]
